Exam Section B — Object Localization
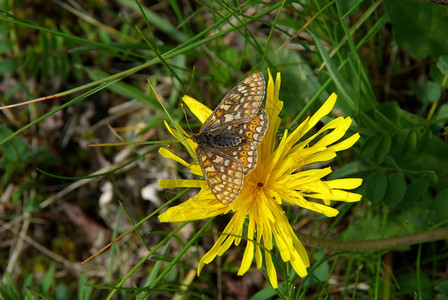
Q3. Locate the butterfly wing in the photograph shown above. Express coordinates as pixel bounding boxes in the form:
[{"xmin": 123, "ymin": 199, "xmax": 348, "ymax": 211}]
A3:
[
  {"xmin": 196, "ymin": 146, "xmax": 244, "ymax": 205},
  {"xmin": 234, "ymin": 108, "xmax": 268, "ymax": 174},
  {"xmin": 201, "ymin": 72, "xmax": 265, "ymax": 132},
  {"xmin": 193, "ymin": 72, "xmax": 268, "ymax": 205}
]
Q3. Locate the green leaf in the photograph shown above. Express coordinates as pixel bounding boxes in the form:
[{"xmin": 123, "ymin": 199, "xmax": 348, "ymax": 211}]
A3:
[
  {"xmin": 436, "ymin": 56, "xmax": 448, "ymax": 76},
  {"xmin": 0, "ymin": 39, "xmax": 8, "ymax": 53},
  {"xmin": 397, "ymin": 272, "xmax": 433, "ymax": 299},
  {"xmin": 250, "ymin": 287, "xmax": 278, "ymax": 300},
  {"xmin": 435, "ymin": 104, "xmax": 448, "ymax": 122},
  {"xmin": 359, "ymin": 112, "xmax": 384, "ymax": 133},
  {"xmin": 430, "ymin": 60, "xmax": 448, "ymax": 90},
  {"xmin": 432, "ymin": 188, "xmax": 448, "ymax": 224},
  {"xmin": 374, "ymin": 134, "xmax": 392, "ymax": 164},
  {"xmin": 426, "ymin": 171, "xmax": 439, "ymax": 184},
  {"xmin": 41, "ymin": 264, "xmax": 55, "ymax": 293},
  {"xmin": 0, "ymin": 273, "xmax": 20, "ymax": 299},
  {"xmin": 366, "ymin": 172, "xmax": 387, "ymax": 203},
  {"xmin": 402, "ymin": 178, "xmax": 429, "ymax": 205},
  {"xmin": 384, "ymin": 0, "xmax": 448, "ymax": 59},
  {"xmin": 410, "ymin": 80, "xmax": 441, "ymax": 104},
  {"xmin": 0, "ymin": 60, "xmax": 15, "ymax": 75},
  {"xmin": 329, "ymin": 161, "xmax": 363, "ymax": 179},
  {"xmin": 56, "ymin": 285, "xmax": 71, "ymax": 300},
  {"xmin": 0, "ymin": 125, "xmax": 28, "ymax": 165},
  {"xmin": 404, "ymin": 129, "xmax": 418, "ymax": 155},
  {"xmin": 362, "ymin": 135, "xmax": 381, "ymax": 156},
  {"xmin": 435, "ymin": 278, "xmax": 448, "ymax": 294},
  {"xmin": 375, "ymin": 102, "xmax": 400, "ymax": 127},
  {"xmin": 383, "ymin": 173, "xmax": 407, "ymax": 206},
  {"xmin": 424, "ymin": 81, "xmax": 441, "ymax": 103},
  {"xmin": 78, "ymin": 271, "xmax": 93, "ymax": 300},
  {"xmin": 390, "ymin": 133, "xmax": 405, "ymax": 158}
]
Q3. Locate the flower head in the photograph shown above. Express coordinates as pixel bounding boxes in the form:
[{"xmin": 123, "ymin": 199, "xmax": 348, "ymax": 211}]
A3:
[{"xmin": 158, "ymin": 71, "xmax": 362, "ymax": 288}]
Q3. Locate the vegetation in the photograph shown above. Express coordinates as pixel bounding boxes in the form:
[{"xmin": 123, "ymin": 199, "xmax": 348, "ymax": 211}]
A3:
[{"xmin": 1, "ymin": 0, "xmax": 447, "ymax": 299}]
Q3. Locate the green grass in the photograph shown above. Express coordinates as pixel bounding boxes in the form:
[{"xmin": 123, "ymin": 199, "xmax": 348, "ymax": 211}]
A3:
[{"xmin": 1, "ymin": 0, "xmax": 448, "ymax": 299}]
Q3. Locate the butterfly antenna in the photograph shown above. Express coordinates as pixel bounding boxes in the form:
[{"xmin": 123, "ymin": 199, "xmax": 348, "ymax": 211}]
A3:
[{"xmin": 181, "ymin": 103, "xmax": 194, "ymax": 135}]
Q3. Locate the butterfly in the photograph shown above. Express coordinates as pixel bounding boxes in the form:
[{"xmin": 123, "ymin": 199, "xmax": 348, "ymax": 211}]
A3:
[{"xmin": 191, "ymin": 72, "xmax": 268, "ymax": 204}]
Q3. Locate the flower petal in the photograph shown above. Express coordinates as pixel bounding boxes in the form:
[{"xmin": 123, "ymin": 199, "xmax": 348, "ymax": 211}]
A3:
[
  {"xmin": 158, "ymin": 179, "xmax": 204, "ymax": 188},
  {"xmin": 308, "ymin": 93, "xmax": 337, "ymax": 130},
  {"xmin": 285, "ymin": 93, "xmax": 337, "ymax": 148},
  {"xmin": 159, "ymin": 148, "xmax": 190, "ymax": 168},
  {"xmin": 159, "ymin": 194, "xmax": 227, "ymax": 222},
  {"xmin": 183, "ymin": 95, "xmax": 212, "ymax": 124},
  {"xmin": 164, "ymin": 121, "xmax": 197, "ymax": 158},
  {"xmin": 198, "ymin": 216, "xmax": 243, "ymax": 274},
  {"xmin": 158, "ymin": 147, "xmax": 203, "ymax": 176},
  {"xmin": 327, "ymin": 178, "xmax": 363, "ymax": 189},
  {"xmin": 329, "ymin": 133, "xmax": 360, "ymax": 152},
  {"xmin": 263, "ymin": 70, "xmax": 284, "ymax": 157},
  {"xmin": 238, "ymin": 217, "xmax": 255, "ymax": 275},
  {"xmin": 265, "ymin": 251, "xmax": 278, "ymax": 288}
]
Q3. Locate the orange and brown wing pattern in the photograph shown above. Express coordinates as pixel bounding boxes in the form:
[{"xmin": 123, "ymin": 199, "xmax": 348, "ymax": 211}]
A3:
[
  {"xmin": 236, "ymin": 108, "xmax": 268, "ymax": 174},
  {"xmin": 201, "ymin": 72, "xmax": 265, "ymax": 131},
  {"xmin": 196, "ymin": 147, "xmax": 244, "ymax": 205},
  {"xmin": 222, "ymin": 108, "xmax": 268, "ymax": 174}
]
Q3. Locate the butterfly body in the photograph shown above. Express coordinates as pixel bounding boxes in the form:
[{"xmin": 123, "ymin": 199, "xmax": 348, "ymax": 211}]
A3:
[{"xmin": 196, "ymin": 132, "xmax": 244, "ymax": 148}]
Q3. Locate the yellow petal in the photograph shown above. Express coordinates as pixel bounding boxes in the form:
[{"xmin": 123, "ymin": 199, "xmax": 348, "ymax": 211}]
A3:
[
  {"xmin": 237, "ymin": 217, "xmax": 255, "ymax": 275},
  {"xmin": 290, "ymin": 229, "xmax": 310, "ymax": 266},
  {"xmin": 228, "ymin": 210, "xmax": 246, "ymax": 245},
  {"xmin": 327, "ymin": 178, "xmax": 363, "ymax": 189},
  {"xmin": 164, "ymin": 121, "xmax": 186, "ymax": 141},
  {"xmin": 159, "ymin": 195, "xmax": 227, "ymax": 222},
  {"xmin": 268, "ymin": 129, "xmax": 292, "ymax": 172},
  {"xmin": 182, "ymin": 95, "xmax": 212, "ymax": 124},
  {"xmin": 159, "ymin": 147, "xmax": 202, "ymax": 176},
  {"xmin": 164, "ymin": 121, "xmax": 197, "ymax": 158},
  {"xmin": 325, "ymin": 190, "xmax": 362, "ymax": 202},
  {"xmin": 159, "ymin": 148, "xmax": 190, "ymax": 168},
  {"xmin": 158, "ymin": 179, "xmax": 204, "ymax": 188},
  {"xmin": 190, "ymin": 164, "xmax": 203, "ymax": 176},
  {"xmin": 264, "ymin": 70, "xmax": 284, "ymax": 155},
  {"xmin": 330, "ymin": 133, "xmax": 360, "ymax": 152},
  {"xmin": 265, "ymin": 251, "xmax": 278, "ymax": 289},
  {"xmin": 290, "ymin": 250, "xmax": 309, "ymax": 278},
  {"xmin": 198, "ymin": 234, "xmax": 226, "ymax": 275},
  {"xmin": 280, "ymin": 192, "xmax": 340, "ymax": 217},
  {"xmin": 303, "ymin": 151, "xmax": 337, "ymax": 165},
  {"xmin": 255, "ymin": 239, "xmax": 262, "ymax": 269},
  {"xmin": 274, "ymin": 228, "xmax": 291, "ymax": 261},
  {"xmin": 308, "ymin": 93, "xmax": 337, "ymax": 129},
  {"xmin": 289, "ymin": 116, "xmax": 349, "ymax": 156},
  {"xmin": 287, "ymin": 168, "xmax": 333, "ymax": 184},
  {"xmin": 312, "ymin": 117, "xmax": 352, "ymax": 148},
  {"xmin": 198, "ymin": 217, "xmax": 241, "ymax": 275},
  {"xmin": 283, "ymin": 94, "xmax": 337, "ymax": 149}
]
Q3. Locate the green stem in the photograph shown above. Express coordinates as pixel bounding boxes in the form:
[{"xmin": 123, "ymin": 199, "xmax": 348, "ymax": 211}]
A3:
[{"xmin": 297, "ymin": 227, "xmax": 448, "ymax": 251}]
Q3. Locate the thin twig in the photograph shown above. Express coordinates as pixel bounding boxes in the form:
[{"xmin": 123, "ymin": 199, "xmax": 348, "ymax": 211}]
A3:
[{"xmin": 298, "ymin": 227, "xmax": 448, "ymax": 251}]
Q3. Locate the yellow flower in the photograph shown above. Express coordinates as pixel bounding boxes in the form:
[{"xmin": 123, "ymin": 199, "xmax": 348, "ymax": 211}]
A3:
[{"xmin": 158, "ymin": 71, "xmax": 362, "ymax": 288}]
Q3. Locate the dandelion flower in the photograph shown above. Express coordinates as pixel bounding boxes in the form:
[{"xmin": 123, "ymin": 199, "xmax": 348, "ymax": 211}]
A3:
[{"xmin": 158, "ymin": 70, "xmax": 362, "ymax": 288}]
